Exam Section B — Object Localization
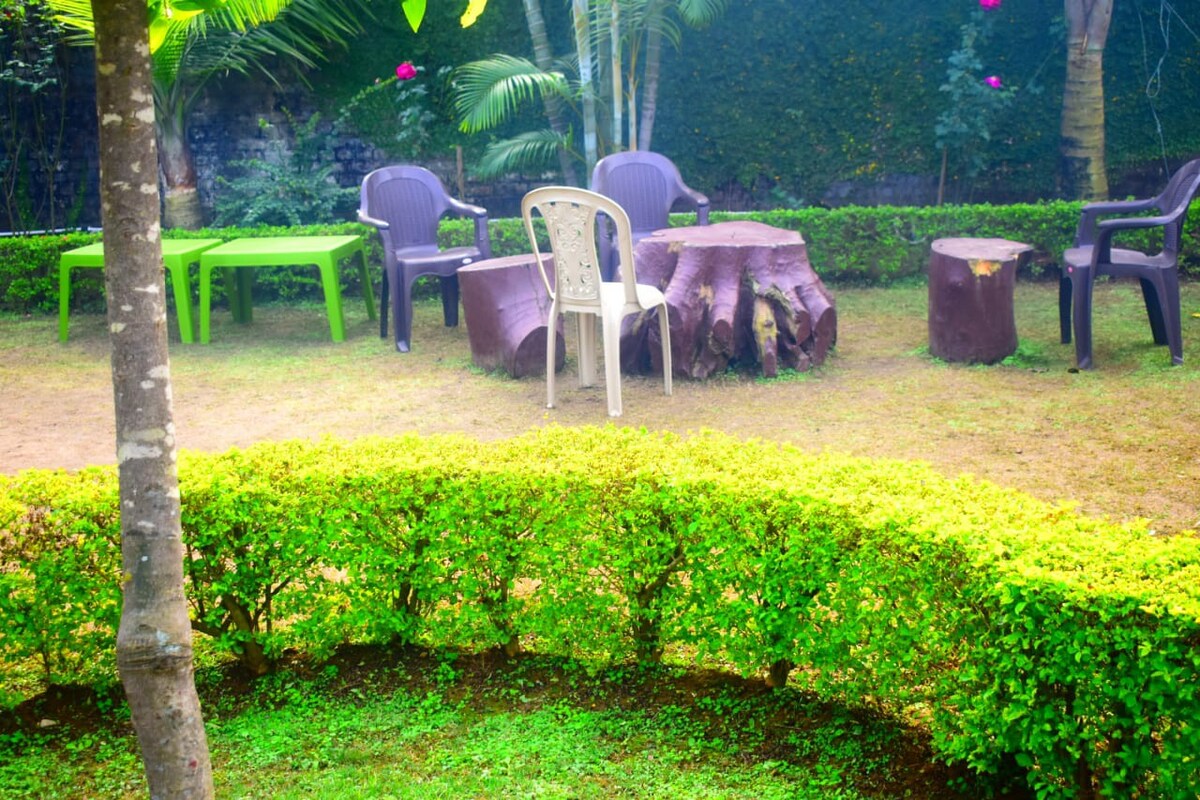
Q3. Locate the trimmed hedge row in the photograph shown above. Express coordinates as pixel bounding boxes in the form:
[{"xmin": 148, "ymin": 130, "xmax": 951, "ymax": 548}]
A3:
[
  {"xmin": 6, "ymin": 201, "xmax": 1197, "ymax": 315},
  {"xmin": 2, "ymin": 428, "xmax": 1198, "ymax": 798}
]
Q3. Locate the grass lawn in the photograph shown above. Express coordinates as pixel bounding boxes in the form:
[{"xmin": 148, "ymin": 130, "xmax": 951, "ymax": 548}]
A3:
[{"xmin": 4, "ymin": 277, "xmax": 1198, "ymax": 533}]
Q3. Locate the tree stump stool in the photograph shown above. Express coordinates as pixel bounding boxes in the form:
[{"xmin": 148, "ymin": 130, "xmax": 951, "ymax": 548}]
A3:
[
  {"xmin": 627, "ymin": 221, "xmax": 837, "ymax": 379},
  {"xmin": 459, "ymin": 253, "xmax": 565, "ymax": 377},
  {"xmin": 928, "ymin": 238, "xmax": 1032, "ymax": 364}
]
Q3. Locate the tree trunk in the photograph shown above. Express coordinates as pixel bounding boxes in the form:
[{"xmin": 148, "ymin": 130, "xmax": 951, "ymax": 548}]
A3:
[
  {"xmin": 571, "ymin": 0, "xmax": 599, "ymax": 171},
  {"xmin": 637, "ymin": 25, "xmax": 663, "ymax": 152},
  {"xmin": 627, "ymin": 221, "xmax": 837, "ymax": 379},
  {"xmin": 92, "ymin": 1, "xmax": 214, "ymax": 797},
  {"xmin": 158, "ymin": 114, "xmax": 205, "ymax": 230},
  {"xmin": 1060, "ymin": 0, "xmax": 1113, "ymax": 200},
  {"xmin": 521, "ymin": 0, "xmax": 578, "ymax": 184},
  {"xmin": 927, "ymin": 237, "xmax": 1030, "ymax": 364},
  {"xmin": 609, "ymin": 0, "xmax": 623, "ymax": 150}
]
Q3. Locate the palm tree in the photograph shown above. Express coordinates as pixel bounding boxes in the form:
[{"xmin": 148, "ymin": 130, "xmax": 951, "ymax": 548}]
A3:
[
  {"xmin": 48, "ymin": 0, "xmax": 366, "ymax": 228},
  {"xmin": 1059, "ymin": 0, "xmax": 1112, "ymax": 200},
  {"xmin": 455, "ymin": 0, "xmax": 727, "ymax": 181}
]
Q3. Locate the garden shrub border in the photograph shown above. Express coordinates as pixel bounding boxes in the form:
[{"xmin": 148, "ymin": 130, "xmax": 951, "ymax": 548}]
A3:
[
  {"xmin": 4, "ymin": 202, "xmax": 1196, "ymax": 315},
  {"xmin": 2, "ymin": 427, "xmax": 1198, "ymax": 798}
]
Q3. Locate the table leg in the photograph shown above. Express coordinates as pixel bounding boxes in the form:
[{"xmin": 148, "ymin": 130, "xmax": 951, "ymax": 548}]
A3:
[
  {"xmin": 354, "ymin": 245, "xmax": 377, "ymax": 322},
  {"xmin": 165, "ymin": 262, "xmax": 195, "ymax": 344},
  {"xmin": 317, "ymin": 255, "xmax": 346, "ymax": 342},
  {"xmin": 58, "ymin": 260, "xmax": 73, "ymax": 343},
  {"xmin": 228, "ymin": 268, "xmax": 254, "ymax": 323}
]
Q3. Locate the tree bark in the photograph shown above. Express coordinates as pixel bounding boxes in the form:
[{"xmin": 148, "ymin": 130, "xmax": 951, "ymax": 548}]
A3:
[
  {"xmin": 521, "ymin": 0, "xmax": 578, "ymax": 184},
  {"xmin": 93, "ymin": 0, "xmax": 214, "ymax": 796},
  {"xmin": 158, "ymin": 120, "xmax": 205, "ymax": 230},
  {"xmin": 571, "ymin": 0, "xmax": 599, "ymax": 171},
  {"xmin": 1060, "ymin": 0, "xmax": 1113, "ymax": 200},
  {"xmin": 627, "ymin": 221, "xmax": 836, "ymax": 378},
  {"xmin": 927, "ymin": 237, "xmax": 1030, "ymax": 364},
  {"xmin": 637, "ymin": 23, "xmax": 663, "ymax": 152},
  {"xmin": 459, "ymin": 253, "xmax": 566, "ymax": 377}
]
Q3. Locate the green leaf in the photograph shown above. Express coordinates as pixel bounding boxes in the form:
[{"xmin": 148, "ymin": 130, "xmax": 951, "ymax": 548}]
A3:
[{"xmin": 401, "ymin": 0, "xmax": 425, "ymax": 31}]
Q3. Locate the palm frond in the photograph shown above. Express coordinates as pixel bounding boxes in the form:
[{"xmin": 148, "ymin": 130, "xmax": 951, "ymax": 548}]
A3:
[
  {"xmin": 473, "ymin": 129, "xmax": 575, "ymax": 179},
  {"xmin": 675, "ymin": 0, "xmax": 729, "ymax": 27},
  {"xmin": 43, "ymin": 0, "xmax": 96, "ymax": 40},
  {"xmin": 454, "ymin": 55, "xmax": 571, "ymax": 134}
]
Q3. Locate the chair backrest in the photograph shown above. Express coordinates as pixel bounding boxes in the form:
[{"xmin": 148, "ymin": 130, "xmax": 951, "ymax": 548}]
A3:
[
  {"xmin": 522, "ymin": 186, "xmax": 640, "ymax": 308},
  {"xmin": 1155, "ymin": 158, "xmax": 1200, "ymax": 255},
  {"xmin": 590, "ymin": 151, "xmax": 694, "ymax": 235},
  {"xmin": 359, "ymin": 166, "xmax": 458, "ymax": 251}
]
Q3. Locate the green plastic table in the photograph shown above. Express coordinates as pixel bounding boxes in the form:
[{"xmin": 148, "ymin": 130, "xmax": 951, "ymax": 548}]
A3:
[
  {"xmin": 58, "ymin": 238, "xmax": 223, "ymax": 343},
  {"xmin": 198, "ymin": 235, "xmax": 376, "ymax": 343}
]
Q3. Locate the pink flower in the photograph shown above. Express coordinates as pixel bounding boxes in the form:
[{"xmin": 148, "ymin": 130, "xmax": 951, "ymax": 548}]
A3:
[
  {"xmin": 395, "ymin": 62, "xmax": 418, "ymax": 81},
  {"xmin": 979, "ymin": 0, "xmax": 1001, "ymax": 9},
  {"xmin": 984, "ymin": 75, "xmax": 1003, "ymax": 89}
]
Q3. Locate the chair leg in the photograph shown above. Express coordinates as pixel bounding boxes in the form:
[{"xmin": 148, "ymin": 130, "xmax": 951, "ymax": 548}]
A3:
[
  {"xmin": 1153, "ymin": 270, "xmax": 1184, "ymax": 365},
  {"xmin": 439, "ymin": 275, "xmax": 460, "ymax": 328},
  {"xmin": 601, "ymin": 310, "xmax": 623, "ymax": 417},
  {"xmin": 577, "ymin": 313, "xmax": 597, "ymax": 388},
  {"xmin": 1070, "ymin": 265, "xmax": 1094, "ymax": 370},
  {"xmin": 390, "ymin": 265, "xmax": 414, "ymax": 352},
  {"xmin": 1138, "ymin": 276, "xmax": 1169, "ymax": 345},
  {"xmin": 1058, "ymin": 272, "xmax": 1072, "ymax": 344},
  {"xmin": 379, "ymin": 269, "xmax": 390, "ymax": 338},
  {"xmin": 657, "ymin": 303, "xmax": 673, "ymax": 397},
  {"xmin": 546, "ymin": 304, "xmax": 559, "ymax": 409}
]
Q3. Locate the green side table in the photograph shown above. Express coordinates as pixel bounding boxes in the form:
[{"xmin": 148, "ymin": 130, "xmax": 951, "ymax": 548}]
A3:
[
  {"xmin": 198, "ymin": 235, "xmax": 376, "ymax": 343},
  {"xmin": 58, "ymin": 238, "xmax": 223, "ymax": 343}
]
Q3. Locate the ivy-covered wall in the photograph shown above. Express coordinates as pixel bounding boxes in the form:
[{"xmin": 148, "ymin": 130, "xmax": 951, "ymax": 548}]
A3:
[
  {"xmin": 302, "ymin": 0, "xmax": 1200, "ymax": 210},
  {"xmin": 5, "ymin": 0, "xmax": 1200, "ymax": 229},
  {"xmin": 652, "ymin": 0, "xmax": 1200, "ymax": 207}
]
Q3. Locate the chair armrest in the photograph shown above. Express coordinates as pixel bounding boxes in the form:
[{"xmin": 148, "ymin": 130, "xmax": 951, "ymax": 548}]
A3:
[
  {"xmin": 1091, "ymin": 214, "xmax": 1170, "ymax": 264},
  {"xmin": 472, "ymin": 213, "xmax": 492, "ymax": 258},
  {"xmin": 1074, "ymin": 197, "xmax": 1154, "ymax": 246},
  {"xmin": 681, "ymin": 186, "xmax": 710, "ymax": 226},
  {"xmin": 444, "ymin": 198, "xmax": 491, "ymax": 257},
  {"xmin": 357, "ymin": 210, "xmax": 389, "ymax": 230},
  {"xmin": 446, "ymin": 196, "xmax": 487, "ymax": 219}
]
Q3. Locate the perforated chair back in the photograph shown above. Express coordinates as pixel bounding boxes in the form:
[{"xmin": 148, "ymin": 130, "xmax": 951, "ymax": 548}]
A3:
[{"xmin": 521, "ymin": 186, "xmax": 672, "ymax": 417}]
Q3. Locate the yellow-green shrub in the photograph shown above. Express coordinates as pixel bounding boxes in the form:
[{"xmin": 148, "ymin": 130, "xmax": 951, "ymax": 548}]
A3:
[{"xmin": 1, "ymin": 428, "xmax": 1197, "ymax": 798}]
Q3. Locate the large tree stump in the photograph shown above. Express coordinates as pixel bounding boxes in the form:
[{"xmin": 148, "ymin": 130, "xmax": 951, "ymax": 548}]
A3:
[
  {"xmin": 928, "ymin": 238, "xmax": 1032, "ymax": 364},
  {"xmin": 459, "ymin": 253, "xmax": 565, "ymax": 377},
  {"xmin": 624, "ymin": 221, "xmax": 836, "ymax": 378}
]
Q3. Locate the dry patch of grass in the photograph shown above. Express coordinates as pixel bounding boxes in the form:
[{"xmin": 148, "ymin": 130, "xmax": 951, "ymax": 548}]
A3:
[{"xmin": 3, "ymin": 279, "xmax": 1198, "ymax": 533}]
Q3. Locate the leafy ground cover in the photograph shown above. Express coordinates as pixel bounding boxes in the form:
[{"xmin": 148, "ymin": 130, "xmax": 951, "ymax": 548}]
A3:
[
  {"xmin": 1, "ymin": 277, "xmax": 1198, "ymax": 797},
  {"xmin": 1, "ymin": 645, "xmax": 1011, "ymax": 799}
]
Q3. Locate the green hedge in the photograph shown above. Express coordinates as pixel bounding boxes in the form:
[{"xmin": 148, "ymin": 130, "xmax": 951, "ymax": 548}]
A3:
[
  {"xmin": 3, "ymin": 202, "xmax": 1196, "ymax": 315},
  {"xmin": 2, "ymin": 428, "xmax": 1198, "ymax": 798}
]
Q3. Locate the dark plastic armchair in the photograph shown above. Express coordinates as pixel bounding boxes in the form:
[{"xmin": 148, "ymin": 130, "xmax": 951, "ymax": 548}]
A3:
[
  {"xmin": 1059, "ymin": 158, "xmax": 1200, "ymax": 369},
  {"xmin": 590, "ymin": 151, "xmax": 710, "ymax": 281},
  {"xmin": 358, "ymin": 166, "xmax": 492, "ymax": 352}
]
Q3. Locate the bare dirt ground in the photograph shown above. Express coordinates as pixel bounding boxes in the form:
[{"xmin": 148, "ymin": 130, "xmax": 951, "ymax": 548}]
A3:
[{"xmin": 3, "ymin": 280, "xmax": 1199, "ymax": 534}]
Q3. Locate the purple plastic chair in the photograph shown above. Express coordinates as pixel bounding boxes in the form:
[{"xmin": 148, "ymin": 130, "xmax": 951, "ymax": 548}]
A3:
[
  {"xmin": 590, "ymin": 151, "xmax": 710, "ymax": 281},
  {"xmin": 358, "ymin": 166, "xmax": 491, "ymax": 352},
  {"xmin": 1059, "ymin": 158, "xmax": 1200, "ymax": 369}
]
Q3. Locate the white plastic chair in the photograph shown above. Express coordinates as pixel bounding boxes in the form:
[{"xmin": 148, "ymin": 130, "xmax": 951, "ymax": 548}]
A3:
[{"xmin": 521, "ymin": 186, "xmax": 672, "ymax": 417}]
